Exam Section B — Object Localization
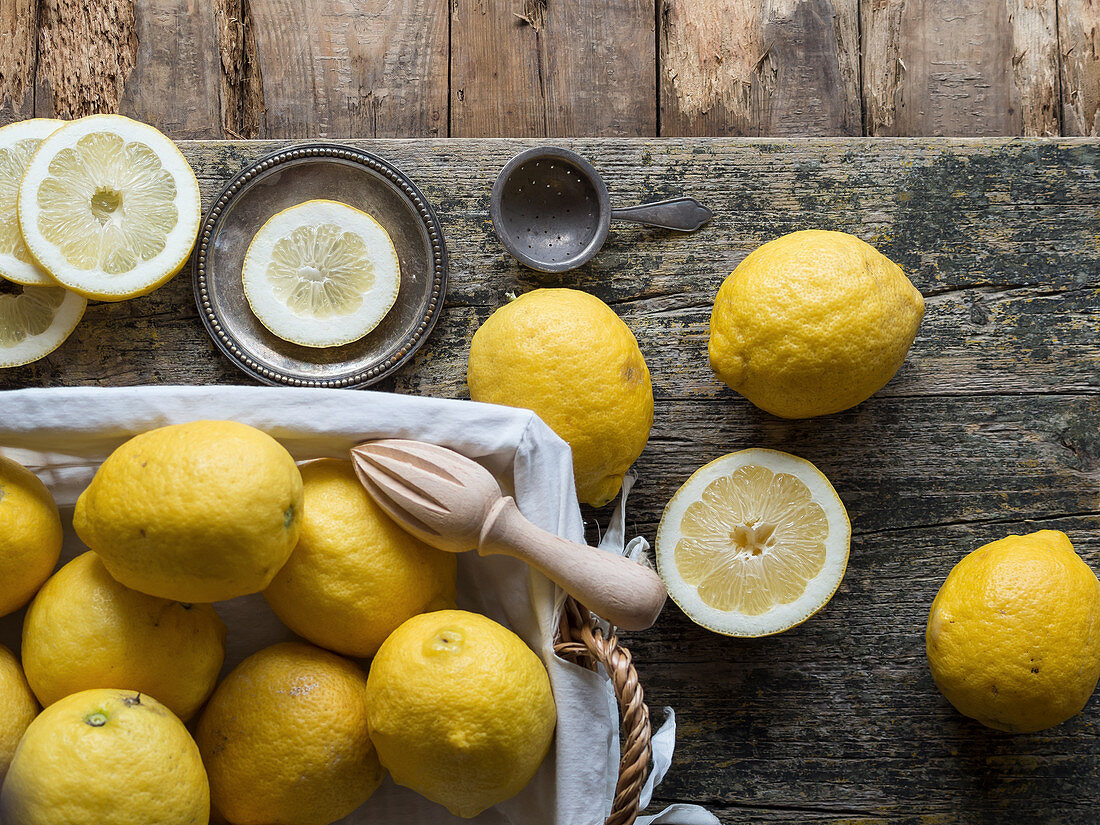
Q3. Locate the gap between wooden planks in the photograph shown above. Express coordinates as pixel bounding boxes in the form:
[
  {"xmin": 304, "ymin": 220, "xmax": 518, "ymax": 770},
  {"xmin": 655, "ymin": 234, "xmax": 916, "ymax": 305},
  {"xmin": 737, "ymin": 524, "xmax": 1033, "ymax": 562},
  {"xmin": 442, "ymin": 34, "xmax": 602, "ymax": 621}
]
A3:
[{"xmin": 1, "ymin": 0, "xmax": 1098, "ymax": 137}]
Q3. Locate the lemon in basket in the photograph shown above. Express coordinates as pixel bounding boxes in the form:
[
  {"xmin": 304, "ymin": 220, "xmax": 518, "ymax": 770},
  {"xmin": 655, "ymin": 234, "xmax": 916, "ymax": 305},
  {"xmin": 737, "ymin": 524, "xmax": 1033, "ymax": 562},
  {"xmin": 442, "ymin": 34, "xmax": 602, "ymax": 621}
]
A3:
[
  {"xmin": 656, "ymin": 448, "xmax": 850, "ymax": 637},
  {"xmin": 17, "ymin": 114, "xmax": 201, "ymax": 300},
  {"xmin": 927, "ymin": 530, "xmax": 1100, "ymax": 732},
  {"xmin": 241, "ymin": 199, "xmax": 401, "ymax": 348},
  {"xmin": 0, "ymin": 643, "xmax": 38, "ymax": 782},
  {"xmin": 0, "ymin": 688, "xmax": 209, "ymax": 825},
  {"xmin": 0, "ymin": 118, "xmax": 63, "ymax": 286},
  {"xmin": 22, "ymin": 552, "xmax": 226, "ymax": 721},
  {"xmin": 73, "ymin": 420, "xmax": 303, "ymax": 603},
  {"xmin": 467, "ymin": 287, "xmax": 653, "ymax": 507},
  {"xmin": 0, "ymin": 454, "xmax": 63, "ymax": 617},
  {"xmin": 196, "ymin": 641, "xmax": 383, "ymax": 825},
  {"xmin": 263, "ymin": 459, "xmax": 456, "ymax": 657},
  {"xmin": 365, "ymin": 609, "xmax": 556, "ymax": 818}
]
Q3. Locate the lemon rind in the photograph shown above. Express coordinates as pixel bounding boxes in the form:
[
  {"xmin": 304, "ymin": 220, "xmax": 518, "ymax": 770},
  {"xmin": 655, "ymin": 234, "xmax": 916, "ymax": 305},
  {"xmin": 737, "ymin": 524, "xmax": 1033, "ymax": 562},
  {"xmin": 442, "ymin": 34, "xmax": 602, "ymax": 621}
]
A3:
[
  {"xmin": 656, "ymin": 447, "xmax": 851, "ymax": 637},
  {"xmin": 16, "ymin": 114, "xmax": 201, "ymax": 302}
]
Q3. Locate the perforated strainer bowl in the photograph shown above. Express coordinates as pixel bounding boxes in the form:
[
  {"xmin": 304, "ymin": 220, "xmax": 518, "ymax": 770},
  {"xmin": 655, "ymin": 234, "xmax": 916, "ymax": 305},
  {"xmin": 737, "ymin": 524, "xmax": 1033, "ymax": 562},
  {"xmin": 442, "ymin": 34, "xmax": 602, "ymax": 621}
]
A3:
[{"xmin": 490, "ymin": 146, "xmax": 711, "ymax": 273}]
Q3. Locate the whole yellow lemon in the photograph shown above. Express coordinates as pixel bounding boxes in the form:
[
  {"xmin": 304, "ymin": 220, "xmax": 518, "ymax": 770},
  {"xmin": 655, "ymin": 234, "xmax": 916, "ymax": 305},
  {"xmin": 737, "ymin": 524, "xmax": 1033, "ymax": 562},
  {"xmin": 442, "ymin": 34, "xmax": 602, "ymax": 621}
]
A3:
[
  {"xmin": 467, "ymin": 288, "xmax": 653, "ymax": 507},
  {"xmin": 73, "ymin": 420, "xmax": 303, "ymax": 603},
  {"xmin": 365, "ymin": 609, "xmax": 556, "ymax": 818},
  {"xmin": 196, "ymin": 641, "xmax": 382, "ymax": 825},
  {"xmin": 0, "ymin": 455, "xmax": 62, "ymax": 616},
  {"xmin": 263, "ymin": 459, "xmax": 455, "ymax": 657},
  {"xmin": 22, "ymin": 552, "xmax": 226, "ymax": 720},
  {"xmin": 709, "ymin": 230, "xmax": 924, "ymax": 418},
  {"xmin": 927, "ymin": 530, "xmax": 1100, "ymax": 732},
  {"xmin": 0, "ymin": 688, "xmax": 209, "ymax": 825},
  {"xmin": 0, "ymin": 643, "xmax": 37, "ymax": 782}
]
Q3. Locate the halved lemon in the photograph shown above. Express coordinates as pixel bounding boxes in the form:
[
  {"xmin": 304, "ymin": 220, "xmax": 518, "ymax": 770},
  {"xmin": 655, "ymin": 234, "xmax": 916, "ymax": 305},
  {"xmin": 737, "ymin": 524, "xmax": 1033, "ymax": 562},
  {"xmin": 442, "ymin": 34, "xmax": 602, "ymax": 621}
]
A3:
[
  {"xmin": 241, "ymin": 199, "xmax": 400, "ymax": 348},
  {"xmin": 0, "ymin": 281, "xmax": 86, "ymax": 368},
  {"xmin": 17, "ymin": 114, "xmax": 201, "ymax": 301},
  {"xmin": 0, "ymin": 118, "xmax": 64, "ymax": 286},
  {"xmin": 656, "ymin": 448, "xmax": 850, "ymax": 637}
]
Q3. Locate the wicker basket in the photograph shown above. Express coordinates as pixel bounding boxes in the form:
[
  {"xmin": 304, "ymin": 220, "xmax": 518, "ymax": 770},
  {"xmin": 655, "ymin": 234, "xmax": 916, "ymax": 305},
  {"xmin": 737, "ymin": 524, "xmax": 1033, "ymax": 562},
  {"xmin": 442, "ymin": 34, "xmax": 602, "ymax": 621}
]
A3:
[{"xmin": 555, "ymin": 598, "xmax": 652, "ymax": 825}]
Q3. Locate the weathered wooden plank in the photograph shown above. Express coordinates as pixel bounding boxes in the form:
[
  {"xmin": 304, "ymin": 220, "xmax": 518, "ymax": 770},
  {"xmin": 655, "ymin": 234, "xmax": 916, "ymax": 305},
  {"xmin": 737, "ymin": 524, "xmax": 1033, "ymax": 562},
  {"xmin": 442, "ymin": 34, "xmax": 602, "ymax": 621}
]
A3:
[
  {"xmin": 33, "ymin": 0, "xmax": 138, "ymax": 120},
  {"xmin": 862, "ymin": 0, "xmax": 1060, "ymax": 136},
  {"xmin": 111, "ymin": 0, "xmax": 224, "ymax": 138},
  {"xmin": 659, "ymin": 0, "xmax": 860, "ymax": 136},
  {"xmin": 1059, "ymin": 0, "xmax": 1100, "ymax": 136},
  {"xmin": 2, "ymin": 138, "xmax": 1097, "ymax": 400},
  {"xmin": 0, "ymin": 0, "xmax": 37, "ymax": 125},
  {"xmin": 213, "ymin": 0, "xmax": 265, "ymax": 139},
  {"xmin": 246, "ymin": 0, "xmax": 448, "ymax": 138},
  {"xmin": 23, "ymin": 0, "xmax": 245, "ymax": 139},
  {"xmin": 451, "ymin": 0, "xmax": 655, "ymax": 137}
]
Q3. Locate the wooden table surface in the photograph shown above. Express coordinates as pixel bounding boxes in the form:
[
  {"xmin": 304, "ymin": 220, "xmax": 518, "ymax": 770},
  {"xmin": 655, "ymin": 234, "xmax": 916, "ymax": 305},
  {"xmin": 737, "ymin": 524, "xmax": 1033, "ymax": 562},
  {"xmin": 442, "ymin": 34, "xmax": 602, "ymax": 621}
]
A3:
[
  {"xmin": 1, "ymin": 136, "xmax": 1098, "ymax": 823},
  {"xmin": 2, "ymin": 1, "xmax": 1100, "ymax": 139}
]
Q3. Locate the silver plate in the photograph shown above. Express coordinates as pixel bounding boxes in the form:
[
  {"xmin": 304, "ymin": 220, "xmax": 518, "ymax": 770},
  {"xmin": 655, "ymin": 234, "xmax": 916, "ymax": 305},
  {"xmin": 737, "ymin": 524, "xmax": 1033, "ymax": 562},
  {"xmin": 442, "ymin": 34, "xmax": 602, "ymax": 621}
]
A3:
[{"xmin": 193, "ymin": 144, "xmax": 447, "ymax": 388}]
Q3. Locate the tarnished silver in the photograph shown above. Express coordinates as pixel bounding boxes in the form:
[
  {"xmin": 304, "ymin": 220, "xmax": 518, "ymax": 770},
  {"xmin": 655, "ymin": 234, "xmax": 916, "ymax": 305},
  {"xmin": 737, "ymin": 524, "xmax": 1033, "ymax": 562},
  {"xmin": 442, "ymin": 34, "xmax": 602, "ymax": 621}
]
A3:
[
  {"xmin": 490, "ymin": 145, "xmax": 712, "ymax": 273},
  {"xmin": 193, "ymin": 144, "xmax": 447, "ymax": 388}
]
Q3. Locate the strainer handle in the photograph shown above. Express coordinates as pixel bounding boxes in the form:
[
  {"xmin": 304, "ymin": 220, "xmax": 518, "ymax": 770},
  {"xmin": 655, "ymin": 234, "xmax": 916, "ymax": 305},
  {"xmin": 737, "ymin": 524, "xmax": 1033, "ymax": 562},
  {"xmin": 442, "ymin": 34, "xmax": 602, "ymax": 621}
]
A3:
[{"xmin": 610, "ymin": 197, "xmax": 712, "ymax": 232}]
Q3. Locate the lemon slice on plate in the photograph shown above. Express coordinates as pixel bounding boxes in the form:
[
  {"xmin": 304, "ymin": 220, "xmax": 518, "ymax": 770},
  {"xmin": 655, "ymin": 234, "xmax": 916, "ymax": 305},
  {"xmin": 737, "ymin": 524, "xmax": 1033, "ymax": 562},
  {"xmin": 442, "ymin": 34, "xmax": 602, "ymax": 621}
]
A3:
[
  {"xmin": 0, "ymin": 118, "xmax": 64, "ymax": 286},
  {"xmin": 17, "ymin": 114, "xmax": 201, "ymax": 301},
  {"xmin": 656, "ymin": 448, "xmax": 850, "ymax": 637},
  {"xmin": 0, "ymin": 282, "xmax": 86, "ymax": 368},
  {"xmin": 242, "ymin": 199, "xmax": 400, "ymax": 348}
]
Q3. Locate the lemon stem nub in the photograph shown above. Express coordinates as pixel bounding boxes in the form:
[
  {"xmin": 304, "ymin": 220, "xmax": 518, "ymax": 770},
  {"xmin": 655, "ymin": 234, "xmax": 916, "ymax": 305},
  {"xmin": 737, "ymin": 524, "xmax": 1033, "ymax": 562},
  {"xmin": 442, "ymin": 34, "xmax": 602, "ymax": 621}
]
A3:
[{"xmin": 85, "ymin": 711, "xmax": 108, "ymax": 727}]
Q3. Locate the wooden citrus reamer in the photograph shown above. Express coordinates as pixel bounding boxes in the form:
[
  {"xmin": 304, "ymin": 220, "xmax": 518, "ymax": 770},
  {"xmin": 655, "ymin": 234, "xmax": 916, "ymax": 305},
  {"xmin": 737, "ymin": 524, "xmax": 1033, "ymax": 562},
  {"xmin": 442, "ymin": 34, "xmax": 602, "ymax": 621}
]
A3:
[{"xmin": 351, "ymin": 439, "xmax": 667, "ymax": 631}]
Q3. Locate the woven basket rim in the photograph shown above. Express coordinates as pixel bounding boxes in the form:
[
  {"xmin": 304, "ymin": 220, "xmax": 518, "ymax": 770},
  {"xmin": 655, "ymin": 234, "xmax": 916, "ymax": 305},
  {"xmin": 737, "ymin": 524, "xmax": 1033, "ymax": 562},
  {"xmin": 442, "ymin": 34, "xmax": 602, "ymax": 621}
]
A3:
[{"xmin": 555, "ymin": 597, "xmax": 652, "ymax": 825}]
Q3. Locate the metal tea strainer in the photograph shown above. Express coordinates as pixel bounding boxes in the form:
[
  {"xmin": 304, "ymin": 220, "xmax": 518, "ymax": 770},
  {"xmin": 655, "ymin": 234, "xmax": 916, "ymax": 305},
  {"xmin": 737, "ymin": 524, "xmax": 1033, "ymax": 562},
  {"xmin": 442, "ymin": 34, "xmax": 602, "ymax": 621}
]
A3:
[{"xmin": 490, "ymin": 146, "xmax": 713, "ymax": 272}]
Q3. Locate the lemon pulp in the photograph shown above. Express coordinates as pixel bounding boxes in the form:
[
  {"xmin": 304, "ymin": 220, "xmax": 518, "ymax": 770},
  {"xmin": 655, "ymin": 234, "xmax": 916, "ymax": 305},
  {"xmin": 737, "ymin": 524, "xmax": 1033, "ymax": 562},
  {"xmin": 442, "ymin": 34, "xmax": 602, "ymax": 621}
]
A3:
[
  {"xmin": 0, "ymin": 282, "xmax": 86, "ymax": 368},
  {"xmin": 269, "ymin": 224, "xmax": 374, "ymax": 317},
  {"xmin": 676, "ymin": 464, "xmax": 828, "ymax": 614},
  {"xmin": 36, "ymin": 132, "xmax": 178, "ymax": 273},
  {"xmin": 657, "ymin": 448, "xmax": 850, "ymax": 637}
]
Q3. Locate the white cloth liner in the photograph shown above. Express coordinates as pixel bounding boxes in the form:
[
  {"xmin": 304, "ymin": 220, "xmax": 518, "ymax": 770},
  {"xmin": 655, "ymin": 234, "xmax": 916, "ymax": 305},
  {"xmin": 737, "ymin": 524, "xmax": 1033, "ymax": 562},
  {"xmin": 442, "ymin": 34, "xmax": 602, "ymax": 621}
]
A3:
[{"xmin": 0, "ymin": 386, "xmax": 714, "ymax": 825}]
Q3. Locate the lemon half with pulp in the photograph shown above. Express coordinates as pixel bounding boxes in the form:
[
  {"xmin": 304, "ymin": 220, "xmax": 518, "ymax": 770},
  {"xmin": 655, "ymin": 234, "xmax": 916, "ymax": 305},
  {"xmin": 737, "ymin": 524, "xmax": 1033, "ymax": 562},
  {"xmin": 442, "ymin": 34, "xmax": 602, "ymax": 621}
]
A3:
[
  {"xmin": 0, "ymin": 118, "xmax": 63, "ymax": 286},
  {"xmin": 656, "ymin": 448, "xmax": 850, "ymax": 637},
  {"xmin": 0, "ymin": 281, "xmax": 85, "ymax": 368},
  {"xmin": 242, "ymin": 199, "xmax": 400, "ymax": 348},
  {"xmin": 17, "ymin": 114, "xmax": 201, "ymax": 301}
]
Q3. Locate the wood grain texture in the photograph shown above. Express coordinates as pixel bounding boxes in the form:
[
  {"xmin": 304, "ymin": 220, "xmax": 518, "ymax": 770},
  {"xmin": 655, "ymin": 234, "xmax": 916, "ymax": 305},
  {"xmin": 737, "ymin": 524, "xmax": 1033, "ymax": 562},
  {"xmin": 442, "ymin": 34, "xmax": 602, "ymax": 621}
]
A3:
[
  {"xmin": 1060, "ymin": 0, "xmax": 1100, "ymax": 135},
  {"xmin": 115, "ymin": 0, "xmax": 223, "ymax": 137},
  {"xmin": 1, "ymin": 138, "xmax": 1098, "ymax": 822},
  {"xmin": 34, "ymin": 0, "xmax": 138, "ymax": 119},
  {"xmin": 0, "ymin": 0, "xmax": 37, "ymax": 124},
  {"xmin": 659, "ymin": 0, "xmax": 860, "ymax": 136},
  {"xmin": 451, "ymin": 0, "xmax": 655, "ymax": 137},
  {"xmin": 213, "ymin": 0, "xmax": 265, "ymax": 138},
  {"xmin": 246, "ymin": 0, "xmax": 447, "ymax": 138},
  {"xmin": 862, "ymin": 0, "xmax": 1060, "ymax": 136}
]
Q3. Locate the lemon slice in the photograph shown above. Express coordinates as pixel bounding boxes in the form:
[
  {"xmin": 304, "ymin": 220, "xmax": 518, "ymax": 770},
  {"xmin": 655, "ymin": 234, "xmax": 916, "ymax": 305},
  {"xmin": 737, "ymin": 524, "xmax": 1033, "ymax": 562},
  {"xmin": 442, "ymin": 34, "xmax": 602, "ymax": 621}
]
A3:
[
  {"xmin": 242, "ymin": 199, "xmax": 400, "ymax": 348},
  {"xmin": 656, "ymin": 448, "xmax": 850, "ymax": 637},
  {"xmin": 0, "ymin": 282, "xmax": 86, "ymax": 368},
  {"xmin": 17, "ymin": 114, "xmax": 201, "ymax": 301},
  {"xmin": 0, "ymin": 118, "xmax": 64, "ymax": 286}
]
